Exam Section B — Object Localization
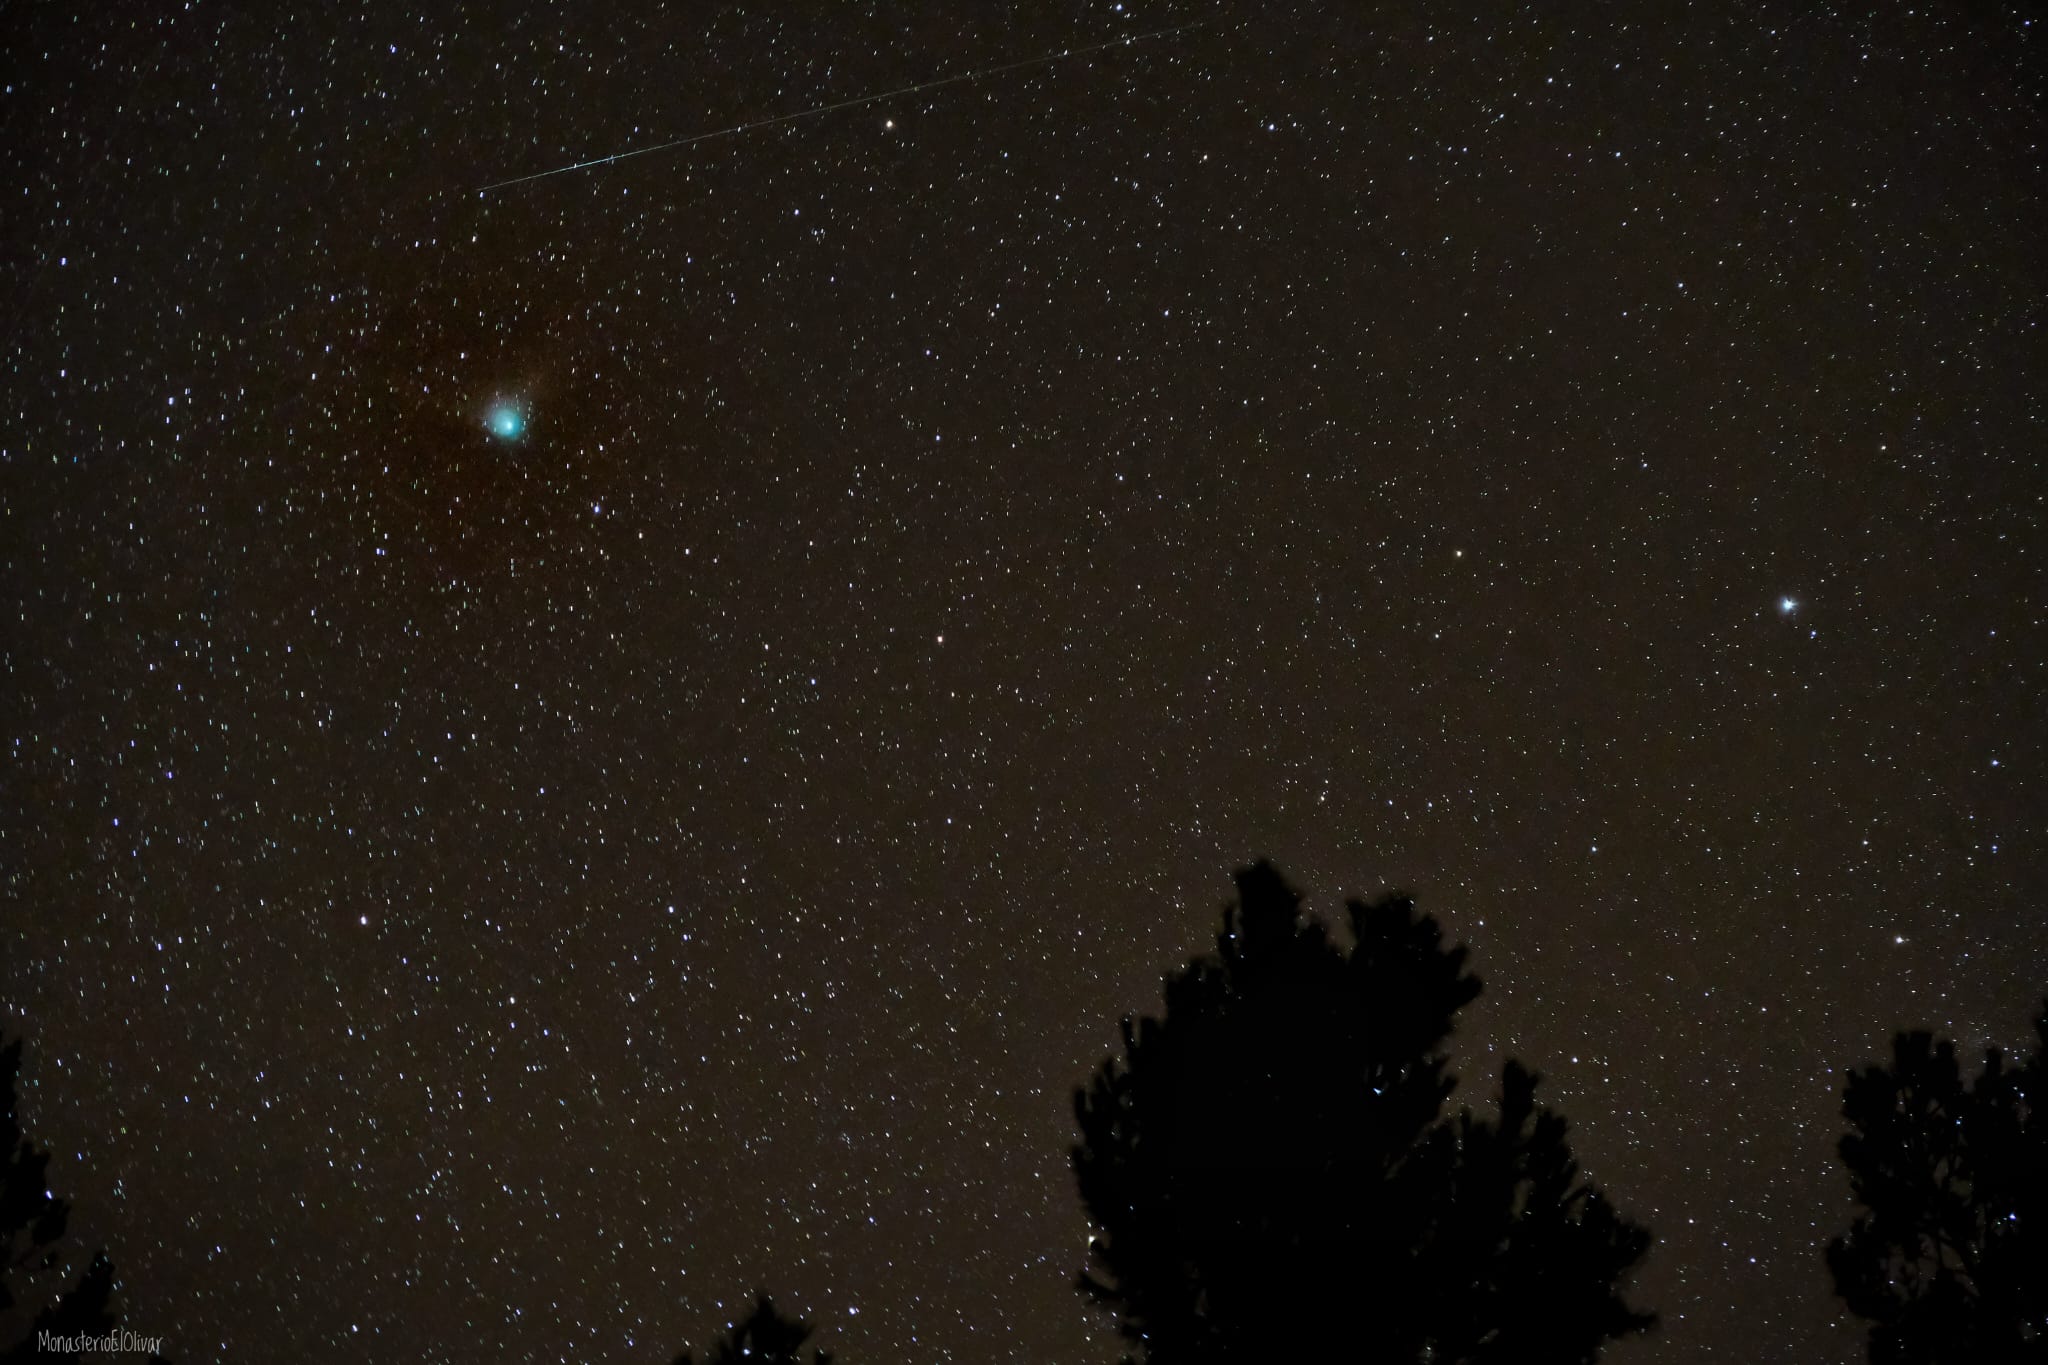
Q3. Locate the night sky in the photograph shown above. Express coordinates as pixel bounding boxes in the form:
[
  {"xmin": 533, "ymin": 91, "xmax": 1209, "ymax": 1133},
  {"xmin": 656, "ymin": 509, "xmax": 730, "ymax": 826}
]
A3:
[{"xmin": 5, "ymin": 3, "xmax": 2044, "ymax": 1362}]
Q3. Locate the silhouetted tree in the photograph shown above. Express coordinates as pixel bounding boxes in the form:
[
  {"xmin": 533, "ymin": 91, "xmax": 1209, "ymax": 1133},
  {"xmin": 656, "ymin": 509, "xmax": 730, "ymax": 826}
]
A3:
[
  {"xmin": 1828, "ymin": 1002, "xmax": 2048, "ymax": 1363},
  {"xmin": 673, "ymin": 1294, "xmax": 833, "ymax": 1365},
  {"xmin": 1072, "ymin": 861, "xmax": 1654, "ymax": 1364},
  {"xmin": 0, "ymin": 1034, "xmax": 117, "ymax": 1363}
]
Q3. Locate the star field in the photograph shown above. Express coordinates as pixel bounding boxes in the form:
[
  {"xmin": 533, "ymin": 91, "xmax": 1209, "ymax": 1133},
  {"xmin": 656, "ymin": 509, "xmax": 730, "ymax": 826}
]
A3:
[{"xmin": 4, "ymin": 3, "xmax": 2044, "ymax": 1362}]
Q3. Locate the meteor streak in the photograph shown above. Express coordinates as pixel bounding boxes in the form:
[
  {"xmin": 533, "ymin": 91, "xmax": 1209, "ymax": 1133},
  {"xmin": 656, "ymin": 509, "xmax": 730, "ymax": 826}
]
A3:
[{"xmin": 476, "ymin": 18, "xmax": 1208, "ymax": 195}]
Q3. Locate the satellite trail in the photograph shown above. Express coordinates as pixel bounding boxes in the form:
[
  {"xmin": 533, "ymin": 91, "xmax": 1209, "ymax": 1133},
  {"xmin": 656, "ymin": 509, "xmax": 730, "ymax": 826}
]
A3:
[{"xmin": 476, "ymin": 18, "xmax": 1207, "ymax": 194}]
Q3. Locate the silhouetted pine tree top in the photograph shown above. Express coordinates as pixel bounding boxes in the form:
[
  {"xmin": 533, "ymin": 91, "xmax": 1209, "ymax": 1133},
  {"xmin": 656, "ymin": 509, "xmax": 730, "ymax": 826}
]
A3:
[
  {"xmin": 1828, "ymin": 1001, "xmax": 2048, "ymax": 1364},
  {"xmin": 1072, "ymin": 860, "xmax": 1654, "ymax": 1365},
  {"xmin": 672, "ymin": 1294, "xmax": 833, "ymax": 1365},
  {"xmin": 0, "ymin": 1034, "xmax": 126, "ymax": 1364}
]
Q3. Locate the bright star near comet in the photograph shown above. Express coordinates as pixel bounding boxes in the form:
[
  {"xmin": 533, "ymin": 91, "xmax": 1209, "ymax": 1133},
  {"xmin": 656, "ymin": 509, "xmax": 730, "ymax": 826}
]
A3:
[{"xmin": 486, "ymin": 403, "xmax": 526, "ymax": 440}]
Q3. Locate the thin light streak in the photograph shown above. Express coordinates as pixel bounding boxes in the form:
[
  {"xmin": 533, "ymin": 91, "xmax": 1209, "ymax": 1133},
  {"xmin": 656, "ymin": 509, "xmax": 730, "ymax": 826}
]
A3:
[{"xmin": 475, "ymin": 18, "xmax": 1207, "ymax": 195}]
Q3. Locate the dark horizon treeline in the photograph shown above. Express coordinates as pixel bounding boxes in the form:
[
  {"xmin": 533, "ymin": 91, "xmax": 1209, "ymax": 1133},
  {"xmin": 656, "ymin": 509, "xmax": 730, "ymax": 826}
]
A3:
[
  {"xmin": 6, "ymin": 861, "xmax": 2045, "ymax": 1363},
  {"xmin": 1070, "ymin": 862, "xmax": 1656, "ymax": 1363},
  {"xmin": 0, "ymin": 1037, "xmax": 167, "ymax": 1365}
]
